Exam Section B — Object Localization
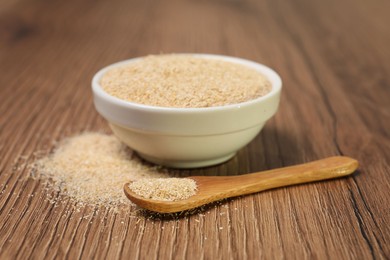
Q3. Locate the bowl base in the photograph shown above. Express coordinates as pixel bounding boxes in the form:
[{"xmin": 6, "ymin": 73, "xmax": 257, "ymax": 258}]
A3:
[{"xmin": 137, "ymin": 152, "xmax": 236, "ymax": 169}]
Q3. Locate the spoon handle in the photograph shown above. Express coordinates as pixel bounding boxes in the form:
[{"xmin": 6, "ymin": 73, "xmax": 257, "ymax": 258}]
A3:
[{"xmin": 197, "ymin": 156, "xmax": 358, "ymax": 197}]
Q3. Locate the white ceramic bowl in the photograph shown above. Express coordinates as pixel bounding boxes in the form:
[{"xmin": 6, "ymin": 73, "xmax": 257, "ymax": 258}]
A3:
[{"xmin": 92, "ymin": 54, "xmax": 282, "ymax": 168}]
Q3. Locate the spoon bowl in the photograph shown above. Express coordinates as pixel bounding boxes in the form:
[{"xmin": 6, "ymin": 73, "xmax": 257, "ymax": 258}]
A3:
[{"xmin": 124, "ymin": 156, "xmax": 358, "ymax": 213}]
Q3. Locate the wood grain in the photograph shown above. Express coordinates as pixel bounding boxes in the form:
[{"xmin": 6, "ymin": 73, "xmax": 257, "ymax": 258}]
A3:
[{"xmin": 0, "ymin": 0, "xmax": 389, "ymax": 259}]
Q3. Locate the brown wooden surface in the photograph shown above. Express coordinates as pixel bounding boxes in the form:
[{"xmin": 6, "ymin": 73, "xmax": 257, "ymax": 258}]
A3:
[{"xmin": 0, "ymin": 0, "xmax": 389, "ymax": 259}]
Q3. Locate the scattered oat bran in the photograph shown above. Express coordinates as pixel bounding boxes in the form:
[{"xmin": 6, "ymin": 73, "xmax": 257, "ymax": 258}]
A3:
[
  {"xmin": 128, "ymin": 178, "xmax": 197, "ymax": 201},
  {"xmin": 31, "ymin": 133, "xmax": 232, "ymax": 220},
  {"xmin": 33, "ymin": 133, "xmax": 171, "ymax": 207},
  {"xmin": 100, "ymin": 54, "xmax": 272, "ymax": 108}
]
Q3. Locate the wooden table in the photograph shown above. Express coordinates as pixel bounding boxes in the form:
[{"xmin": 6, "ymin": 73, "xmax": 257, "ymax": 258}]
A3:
[{"xmin": 1, "ymin": 0, "xmax": 389, "ymax": 259}]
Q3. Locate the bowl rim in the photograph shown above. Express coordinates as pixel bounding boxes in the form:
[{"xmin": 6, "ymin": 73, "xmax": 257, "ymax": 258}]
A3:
[{"xmin": 92, "ymin": 53, "xmax": 282, "ymax": 113}]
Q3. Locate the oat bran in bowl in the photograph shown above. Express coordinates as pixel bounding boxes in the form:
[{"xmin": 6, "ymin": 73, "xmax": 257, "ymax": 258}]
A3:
[{"xmin": 92, "ymin": 54, "xmax": 282, "ymax": 168}]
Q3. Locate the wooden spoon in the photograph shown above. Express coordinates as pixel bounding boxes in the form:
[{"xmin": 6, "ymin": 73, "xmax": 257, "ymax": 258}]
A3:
[{"xmin": 124, "ymin": 156, "xmax": 358, "ymax": 213}]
